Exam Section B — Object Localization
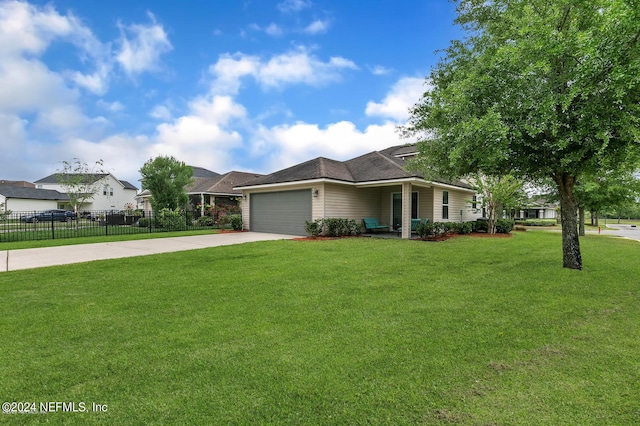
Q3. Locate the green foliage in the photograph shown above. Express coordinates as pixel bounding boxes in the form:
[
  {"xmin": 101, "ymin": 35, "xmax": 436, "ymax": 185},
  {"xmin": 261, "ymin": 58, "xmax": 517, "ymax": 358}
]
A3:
[
  {"xmin": 474, "ymin": 219, "xmax": 489, "ymax": 233},
  {"xmin": 416, "ymin": 221, "xmax": 435, "ymax": 240},
  {"xmin": 458, "ymin": 221, "xmax": 473, "ymax": 234},
  {"xmin": 140, "ymin": 156, "xmax": 193, "ymax": 211},
  {"xmin": 304, "ymin": 219, "xmax": 323, "ymax": 238},
  {"xmin": 495, "ymin": 219, "xmax": 515, "ymax": 234},
  {"xmin": 196, "ymin": 215, "xmax": 214, "ymax": 227},
  {"xmin": 0, "ymin": 202, "xmax": 10, "ymax": 220},
  {"xmin": 515, "ymin": 219, "xmax": 556, "ymax": 227},
  {"xmin": 56, "ymin": 158, "xmax": 106, "ymax": 212},
  {"xmin": 137, "ymin": 217, "xmax": 152, "ymax": 228},
  {"xmin": 403, "ymin": 0, "xmax": 640, "ymax": 268},
  {"xmin": 229, "ymin": 214, "xmax": 243, "ymax": 231},
  {"xmin": 155, "ymin": 208, "xmax": 187, "ymax": 230},
  {"xmin": 304, "ymin": 218, "xmax": 360, "ymax": 237}
]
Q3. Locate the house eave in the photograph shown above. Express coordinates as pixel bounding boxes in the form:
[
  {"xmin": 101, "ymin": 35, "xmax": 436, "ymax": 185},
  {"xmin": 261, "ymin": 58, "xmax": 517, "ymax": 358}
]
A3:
[{"xmin": 234, "ymin": 178, "xmax": 353, "ymax": 191}]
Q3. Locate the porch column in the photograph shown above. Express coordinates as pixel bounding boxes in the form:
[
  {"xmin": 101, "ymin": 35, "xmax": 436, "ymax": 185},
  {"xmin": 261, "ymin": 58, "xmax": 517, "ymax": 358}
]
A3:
[
  {"xmin": 200, "ymin": 193, "xmax": 205, "ymax": 216},
  {"xmin": 401, "ymin": 182, "xmax": 412, "ymax": 239}
]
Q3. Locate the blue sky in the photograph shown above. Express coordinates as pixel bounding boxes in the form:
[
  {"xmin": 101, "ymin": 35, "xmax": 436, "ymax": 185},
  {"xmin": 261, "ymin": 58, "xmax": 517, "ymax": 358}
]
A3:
[{"xmin": 0, "ymin": 0, "xmax": 461, "ymax": 187}]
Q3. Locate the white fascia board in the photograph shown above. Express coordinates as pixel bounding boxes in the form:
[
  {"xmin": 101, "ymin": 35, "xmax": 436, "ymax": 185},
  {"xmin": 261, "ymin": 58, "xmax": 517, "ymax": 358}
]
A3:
[
  {"xmin": 355, "ymin": 177, "xmax": 430, "ymax": 188},
  {"xmin": 233, "ymin": 178, "xmax": 352, "ymax": 191}
]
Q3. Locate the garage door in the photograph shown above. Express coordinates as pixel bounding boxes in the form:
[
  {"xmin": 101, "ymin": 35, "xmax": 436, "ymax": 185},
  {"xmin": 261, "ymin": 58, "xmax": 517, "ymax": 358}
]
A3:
[{"xmin": 250, "ymin": 190, "xmax": 312, "ymax": 235}]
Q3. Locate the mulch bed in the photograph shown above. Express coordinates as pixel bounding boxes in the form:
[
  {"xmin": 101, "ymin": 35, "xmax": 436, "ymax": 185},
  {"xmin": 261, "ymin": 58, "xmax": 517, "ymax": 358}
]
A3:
[{"xmin": 293, "ymin": 232, "xmax": 513, "ymax": 242}]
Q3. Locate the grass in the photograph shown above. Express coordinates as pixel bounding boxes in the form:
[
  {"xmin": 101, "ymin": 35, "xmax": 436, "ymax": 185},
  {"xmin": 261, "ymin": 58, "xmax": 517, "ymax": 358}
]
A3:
[
  {"xmin": 0, "ymin": 229, "xmax": 216, "ymax": 250},
  {"xmin": 1, "ymin": 232, "xmax": 639, "ymax": 424}
]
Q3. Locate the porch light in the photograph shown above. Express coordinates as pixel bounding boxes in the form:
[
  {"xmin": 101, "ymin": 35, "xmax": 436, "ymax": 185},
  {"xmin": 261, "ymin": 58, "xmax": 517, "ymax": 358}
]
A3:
[{"xmin": 312, "ymin": 188, "xmax": 319, "ymax": 197}]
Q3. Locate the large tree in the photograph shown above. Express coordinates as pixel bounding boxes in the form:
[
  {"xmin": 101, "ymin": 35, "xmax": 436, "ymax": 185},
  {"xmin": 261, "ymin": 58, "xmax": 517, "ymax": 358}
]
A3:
[
  {"xmin": 139, "ymin": 156, "xmax": 193, "ymax": 211},
  {"xmin": 404, "ymin": 0, "xmax": 640, "ymax": 269}
]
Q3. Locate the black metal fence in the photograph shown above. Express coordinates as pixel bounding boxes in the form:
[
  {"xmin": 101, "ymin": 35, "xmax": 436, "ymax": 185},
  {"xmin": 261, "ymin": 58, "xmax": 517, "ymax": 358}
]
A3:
[{"xmin": 0, "ymin": 210, "xmax": 229, "ymax": 243}]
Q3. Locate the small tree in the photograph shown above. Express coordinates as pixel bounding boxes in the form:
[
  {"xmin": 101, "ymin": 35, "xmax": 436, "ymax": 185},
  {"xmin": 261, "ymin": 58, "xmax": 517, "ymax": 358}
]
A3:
[
  {"xmin": 470, "ymin": 174, "xmax": 527, "ymax": 234},
  {"xmin": 56, "ymin": 158, "xmax": 107, "ymax": 216},
  {"xmin": 0, "ymin": 202, "xmax": 11, "ymax": 220},
  {"xmin": 139, "ymin": 156, "xmax": 193, "ymax": 212}
]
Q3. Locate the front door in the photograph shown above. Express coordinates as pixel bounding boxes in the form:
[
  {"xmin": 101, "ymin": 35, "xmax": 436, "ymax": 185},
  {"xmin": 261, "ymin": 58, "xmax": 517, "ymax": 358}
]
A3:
[{"xmin": 392, "ymin": 192, "xmax": 418, "ymax": 230}]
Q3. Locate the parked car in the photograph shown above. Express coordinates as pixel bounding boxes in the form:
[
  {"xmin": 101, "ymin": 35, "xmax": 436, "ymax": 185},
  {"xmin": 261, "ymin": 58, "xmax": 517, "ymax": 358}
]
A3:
[{"xmin": 20, "ymin": 209, "xmax": 77, "ymax": 223}]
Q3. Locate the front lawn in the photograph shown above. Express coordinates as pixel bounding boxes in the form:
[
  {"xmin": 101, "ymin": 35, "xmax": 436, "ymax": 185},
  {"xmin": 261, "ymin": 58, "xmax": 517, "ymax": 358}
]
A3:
[{"xmin": 1, "ymin": 232, "xmax": 638, "ymax": 424}]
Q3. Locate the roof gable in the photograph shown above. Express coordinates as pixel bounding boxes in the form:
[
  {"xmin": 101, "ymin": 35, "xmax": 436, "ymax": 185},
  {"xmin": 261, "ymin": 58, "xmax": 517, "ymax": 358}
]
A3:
[
  {"xmin": 189, "ymin": 171, "xmax": 264, "ymax": 194},
  {"xmin": 238, "ymin": 157, "xmax": 354, "ymax": 187}
]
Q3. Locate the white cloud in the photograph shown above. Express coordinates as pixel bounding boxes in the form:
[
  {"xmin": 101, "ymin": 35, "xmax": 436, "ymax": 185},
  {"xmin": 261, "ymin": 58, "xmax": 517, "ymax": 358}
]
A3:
[
  {"xmin": 370, "ymin": 65, "xmax": 392, "ymax": 76},
  {"xmin": 97, "ymin": 100, "xmax": 125, "ymax": 112},
  {"xmin": 277, "ymin": 0, "xmax": 312, "ymax": 14},
  {"xmin": 209, "ymin": 47, "xmax": 357, "ymax": 94},
  {"xmin": 149, "ymin": 105, "xmax": 172, "ymax": 121},
  {"xmin": 116, "ymin": 12, "xmax": 172, "ymax": 76},
  {"xmin": 151, "ymin": 95, "xmax": 247, "ymax": 172},
  {"xmin": 302, "ymin": 19, "xmax": 330, "ymax": 35},
  {"xmin": 251, "ymin": 121, "xmax": 404, "ymax": 173},
  {"xmin": 365, "ymin": 76, "xmax": 426, "ymax": 122},
  {"xmin": 265, "ymin": 23, "xmax": 284, "ymax": 37}
]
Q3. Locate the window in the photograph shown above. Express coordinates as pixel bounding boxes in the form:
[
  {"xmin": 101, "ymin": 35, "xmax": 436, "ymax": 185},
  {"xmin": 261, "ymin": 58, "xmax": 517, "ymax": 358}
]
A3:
[
  {"xmin": 103, "ymin": 185, "xmax": 108, "ymax": 196},
  {"xmin": 442, "ymin": 190, "xmax": 449, "ymax": 220},
  {"xmin": 109, "ymin": 188, "xmax": 113, "ymax": 196},
  {"xmin": 472, "ymin": 195, "xmax": 477, "ymax": 209}
]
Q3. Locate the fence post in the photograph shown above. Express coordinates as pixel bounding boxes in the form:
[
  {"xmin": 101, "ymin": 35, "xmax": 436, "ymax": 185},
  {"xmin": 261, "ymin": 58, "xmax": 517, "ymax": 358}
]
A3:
[{"xmin": 51, "ymin": 213, "xmax": 55, "ymax": 240}]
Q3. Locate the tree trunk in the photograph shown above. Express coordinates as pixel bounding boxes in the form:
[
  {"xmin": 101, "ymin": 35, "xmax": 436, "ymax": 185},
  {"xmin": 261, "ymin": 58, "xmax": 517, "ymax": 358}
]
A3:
[
  {"xmin": 594, "ymin": 212, "xmax": 599, "ymax": 227},
  {"xmin": 578, "ymin": 206, "xmax": 585, "ymax": 237},
  {"xmin": 554, "ymin": 173, "xmax": 582, "ymax": 270}
]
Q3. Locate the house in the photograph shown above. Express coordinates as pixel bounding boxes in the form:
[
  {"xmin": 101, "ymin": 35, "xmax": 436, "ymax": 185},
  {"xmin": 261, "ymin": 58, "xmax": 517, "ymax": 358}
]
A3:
[
  {"xmin": 515, "ymin": 197, "xmax": 558, "ymax": 220},
  {"xmin": 235, "ymin": 144, "xmax": 481, "ymax": 238},
  {"xmin": 0, "ymin": 185, "xmax": 70, "ymax": 212},
  {"xmin": 187, "ymin": 170, "xmax": 264, "ymax": 215},
  {"xmin": 135, "ymin": 166, "xmax": 263, "ymax": 213},
  {"xmin": 34, "ymin": 173, "xmax": 138, "ymax": 211}
]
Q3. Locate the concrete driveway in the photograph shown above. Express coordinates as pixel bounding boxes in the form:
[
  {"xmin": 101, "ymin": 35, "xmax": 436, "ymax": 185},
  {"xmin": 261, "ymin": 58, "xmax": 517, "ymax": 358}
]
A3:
[
  {"xmin": 597, "ymin": 224, "xmax": 640, "ymax": 242},
  {"xmin": 1, "ymin": 232, "xmax": 299, "ymax": 272}
]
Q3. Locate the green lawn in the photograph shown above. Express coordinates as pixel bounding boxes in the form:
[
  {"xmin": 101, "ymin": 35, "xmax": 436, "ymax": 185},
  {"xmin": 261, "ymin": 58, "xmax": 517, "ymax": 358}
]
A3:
[
  {"xmin": 1, "ymin": 232, "xmax": 638, "ymax": 424},
  {"xmin": 0, "ymin": 229, "xmax": 216, "ymax": 250}
]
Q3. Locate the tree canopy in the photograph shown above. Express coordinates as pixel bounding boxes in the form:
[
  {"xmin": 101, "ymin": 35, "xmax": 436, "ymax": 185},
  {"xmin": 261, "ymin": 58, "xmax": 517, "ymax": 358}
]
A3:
[
  {"xmin": 139, "ymin": 156, "xmax": 193, "ymax": 211},
  {"xmin": 56, "ymin": 158, "xmax": 107, "ymax": 213},
  {"xmin": 404, "ymin": 0, "xmax": 640, "ymax": 269}
]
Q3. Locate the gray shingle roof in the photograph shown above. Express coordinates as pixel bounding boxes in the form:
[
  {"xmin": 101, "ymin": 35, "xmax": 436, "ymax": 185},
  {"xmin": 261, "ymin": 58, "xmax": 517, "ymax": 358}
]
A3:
[
  {"xmin": 35, "ymin": 173, "xmax": 138, "ymax": 190},
  {"xmin": 0, "ymin": 185, "xmax": 69, "ymax": 200},
  {"xmin": 188, "ymin": 171, "xmax": 264, "ymax": 194},
  {"xmin": 235, "ymin": 144, "xmax": 473, "ymax": 190},
  {"xmin": 236, "ymin": 157, "xmax": 355, "ymax": 187}
]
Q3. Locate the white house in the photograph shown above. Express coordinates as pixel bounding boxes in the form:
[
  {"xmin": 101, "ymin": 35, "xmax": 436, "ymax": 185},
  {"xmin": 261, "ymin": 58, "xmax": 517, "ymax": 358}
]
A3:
[
  {"xmin": 34, "ymin": 173, "xmax": 138, "ymax": 212},
  {"xmin": 0, "ymin": 185, "xmax": 69, "ymax": 212}
]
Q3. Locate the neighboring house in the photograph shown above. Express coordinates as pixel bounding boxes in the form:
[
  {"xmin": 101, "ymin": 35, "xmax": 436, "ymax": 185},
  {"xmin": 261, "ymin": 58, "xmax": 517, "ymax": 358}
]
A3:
[
  {"xmin": 0, "ymin": 185, "xmax": 70, "ymax": 212},
  {"xmin": 187, "ymin": 170, "xmax": 264, "ymax": 215},
  {"xmin": 34, "ymin": 173, "xmax": 138, "ymax": 211},
  {"xmin": 135, "ymin": 167, "xmax": 263, "ymax": 213},
  {"xmin": 515, "ymin": 197, "xmax": 558, "ymax": 219},
  {"xmin": 235, "ymin": 144, "xmax": 481, "ymax": 238}
]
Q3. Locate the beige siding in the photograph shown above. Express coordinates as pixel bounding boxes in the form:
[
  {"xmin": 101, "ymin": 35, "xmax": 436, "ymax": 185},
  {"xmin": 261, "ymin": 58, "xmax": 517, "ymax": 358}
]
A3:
[
  {"xmin": 322, "ymin": 183, "xmax": 380, "ymax": 220},
  {"xmin": 433, "ymin": 187, "xmax": 480, "ymax": 222}
]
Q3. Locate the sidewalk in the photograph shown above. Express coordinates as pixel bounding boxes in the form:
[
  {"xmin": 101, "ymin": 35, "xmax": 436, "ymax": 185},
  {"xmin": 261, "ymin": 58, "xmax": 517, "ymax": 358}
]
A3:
[{"xmin": 1, "ymin": 232, "xmax": 298, "ymax": 272}]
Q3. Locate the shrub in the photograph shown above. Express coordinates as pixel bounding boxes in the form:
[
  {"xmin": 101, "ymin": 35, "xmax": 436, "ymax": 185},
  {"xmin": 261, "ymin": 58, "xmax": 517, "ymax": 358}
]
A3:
[
  {"xmin": 156, "ymin": 208, "xmax": 187, "ymax": 230},
  {"xmin": 196, "ymin": 215, "xmax": 214, "ymax": 227},
  {"xmin": 474, "ymin": 219, "xmax": 489, "ymax": 233},
  {"xmin": 305, "ymin": 219, "xmax": 324, "ymax": 237},
  {"xmin": 458, "ymin": 221, "xmax": 473, "ymax": 234},
  {"xmin": 496, "ymin": 219, "xmax": 515, "ymax": 234},
  {"xmin": 305, "ymin": 218, "xmax": 360, "ymax": 237},
  {"xmin": 416, "ymin": 221, "xmax": 435, "ymax": 240},
  {"xmin": 442, "ymin": 222, "xmax": 455, "ymax": 235},
  {"xmin": 137, "ymin": 217, "xmax": 152, "ymax": 228},
  {"xmin": 229, "ymin": 214, "xmax": 243, "ymax": 231}
]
